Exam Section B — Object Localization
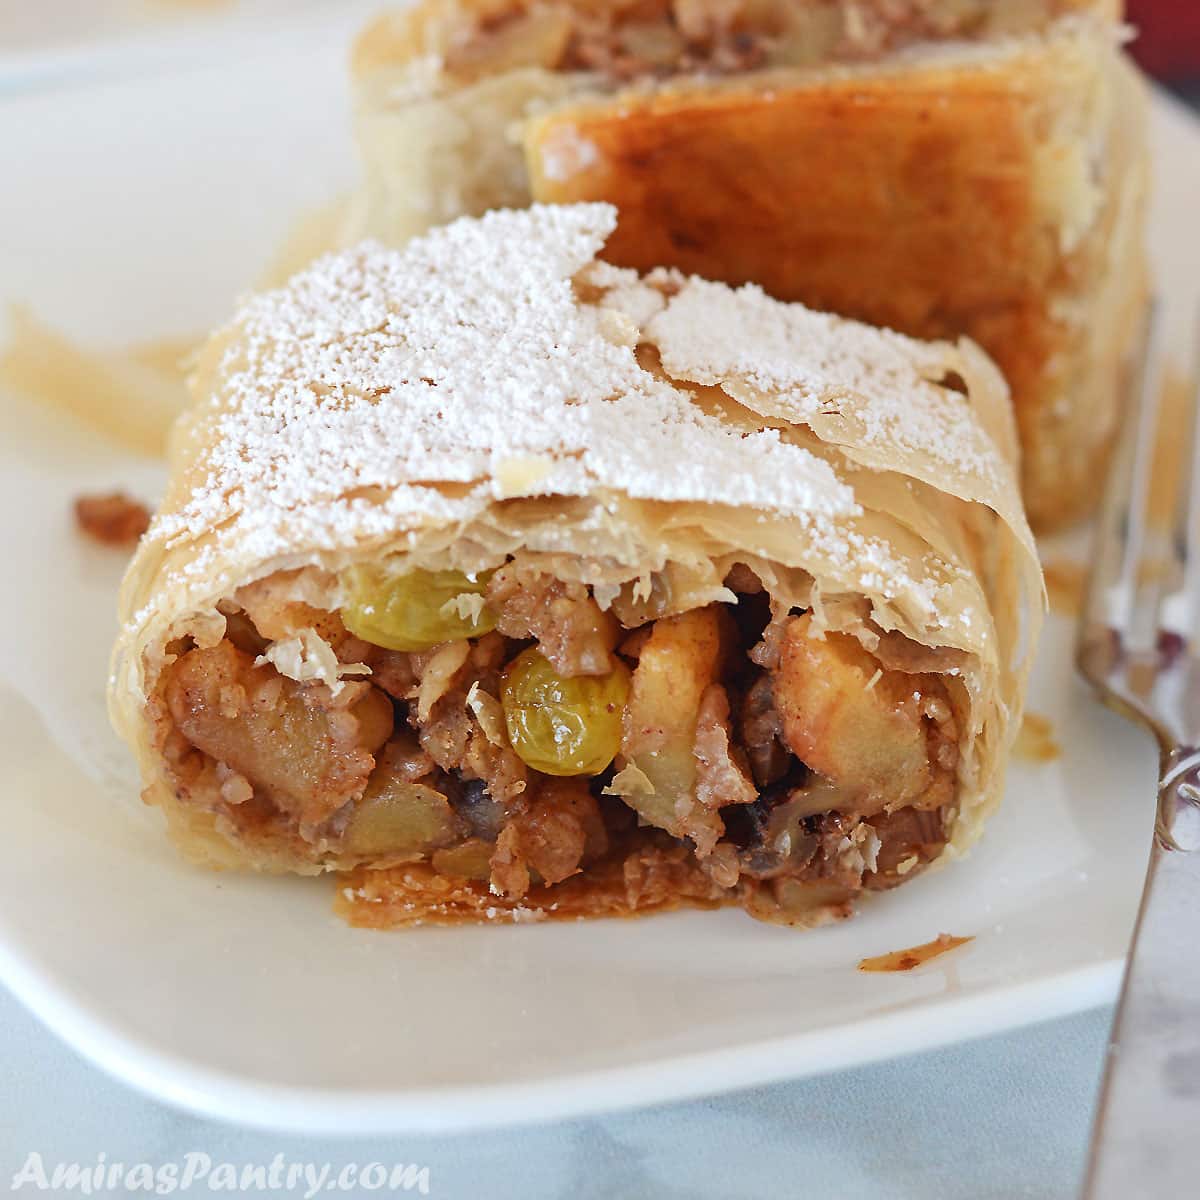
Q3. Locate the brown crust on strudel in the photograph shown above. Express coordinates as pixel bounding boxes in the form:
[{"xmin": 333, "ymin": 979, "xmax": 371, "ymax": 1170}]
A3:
[
  {"xmin": 523, "ymin": 35, "xmax": 1148, "ymax": 528},
  {"xmin": 347, "ymin": 2, "xmax": 1144, "ymax": 529},
  {"xmin": 337, "ymin": 837, "xmax": 728, "ymax": 927}
]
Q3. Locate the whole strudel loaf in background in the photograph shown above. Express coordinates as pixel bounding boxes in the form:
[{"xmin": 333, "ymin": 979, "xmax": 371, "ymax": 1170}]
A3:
[
  {"xmin": 110, "ymin": 204, "xmax": 1042, "ymax": 929},
  {"xmin": 348, "ymin": 0, "xmax": 1148, "ymax": 530}
]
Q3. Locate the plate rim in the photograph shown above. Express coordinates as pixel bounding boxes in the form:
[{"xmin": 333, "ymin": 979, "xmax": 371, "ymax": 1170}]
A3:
[{"xmin": 0, "ymin": 924, "xmax": 1119, "ymax": 1133}]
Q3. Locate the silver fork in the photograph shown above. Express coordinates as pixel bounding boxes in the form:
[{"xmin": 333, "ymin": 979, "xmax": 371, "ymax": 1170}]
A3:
[{"xmin": 1078, "ymin": 305, "xmax": 1200, "ymax": 1199}]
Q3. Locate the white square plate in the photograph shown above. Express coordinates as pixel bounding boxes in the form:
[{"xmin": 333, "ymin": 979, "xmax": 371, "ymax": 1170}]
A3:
[{"xmin": 0, "ymin": 19, "xmax": 1196, "ymax": 1134}]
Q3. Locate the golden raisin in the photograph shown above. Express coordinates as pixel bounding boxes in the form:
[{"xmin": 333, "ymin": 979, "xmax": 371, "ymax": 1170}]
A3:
[
  {"xmin": 501, "ymin": 647, "xmax": 630, "ymax": 776},
  {"xmin": 340, "ymin": 565, "xmax": 495, "ymax": 651}
]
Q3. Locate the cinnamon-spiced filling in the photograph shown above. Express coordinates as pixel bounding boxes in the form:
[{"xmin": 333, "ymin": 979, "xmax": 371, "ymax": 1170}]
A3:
[
  {"xmin": 153, "ymin": 558, "xmax": 962, "ymax": 924},
  {"xmin": 428, "ymin": 0, "xmax": 1087, "ymax": 84}
]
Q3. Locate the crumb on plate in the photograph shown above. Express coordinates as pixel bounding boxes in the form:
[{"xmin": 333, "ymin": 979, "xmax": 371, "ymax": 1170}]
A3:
[
  {"xmin": 74, "ymin": 491, "xmax": 150, "ymax": 547},
  {"xmin": 1015, "ymin": 712, "xmax": 1062, "ymax": 763},
  {"xmin": 858, "ymin": 933, "xmax": 973, "ymax": 972}
]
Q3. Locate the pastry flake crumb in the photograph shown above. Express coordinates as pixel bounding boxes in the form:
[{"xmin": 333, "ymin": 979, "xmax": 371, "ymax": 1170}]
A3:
[
  {"xmin": 1014, "ymin": 712, "xmax": 1061, "ymax": 763},
  {"xmin": 509, "ymin": 906, "xmax": 547, "ymax": 924}
]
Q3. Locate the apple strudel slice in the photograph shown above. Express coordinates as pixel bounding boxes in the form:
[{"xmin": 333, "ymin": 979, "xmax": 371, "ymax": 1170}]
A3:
[{"xmin": 110, "ymin": 204, "xmax": 1042, "ymax": 928}]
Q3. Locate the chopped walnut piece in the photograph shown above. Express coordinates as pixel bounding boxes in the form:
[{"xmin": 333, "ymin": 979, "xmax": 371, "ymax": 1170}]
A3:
[
  {"xmin": 865, "ymin": 805, "xmax": 951, "ymax": 888},
  {"xmin": 235, "ymin": 571, "xmax": 346, "ymax": 647},
  {"xmin": 73, "ymin": 491, "xmax": 150, "ymax": 547},
  {"xmin": 488, "ymin": 777, "xmax": 606, "ymax": 899},
  {"xmin": 703, "ymin": 840, "xmax": 741, "ymax": 889},
  {"xmin": 489, "ymin": 822, "xmax": 532, "ymax": 899},
  {"xmin": 739, "ymin": 672, "xmax": 789, "ymax": 788},
  {"xmin": 463, "ymin": 724, "xmax": 528, "ymax": 806},
  {"xmin": 368, "ymin": 648, "xmax": 416, "ymax": 699},
  {"xmin": 487, "ymin": 562, "xmax": 618, "ymax": 676},
  {"xmin": 723, "ymin": 561, "xmax": 763, "ymax": 595}
]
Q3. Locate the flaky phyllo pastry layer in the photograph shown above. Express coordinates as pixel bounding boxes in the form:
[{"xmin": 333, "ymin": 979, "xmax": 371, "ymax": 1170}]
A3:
[
  {"xmin": 346, "ymin": 0, "xmax": 1147, "ymax": 530},
  {"xmin": 110, "ymin": 205, "xmax": 1042, "ymax": 928}
]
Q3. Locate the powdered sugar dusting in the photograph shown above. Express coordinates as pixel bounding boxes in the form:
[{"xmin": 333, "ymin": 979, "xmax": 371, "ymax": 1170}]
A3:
[
  {"xmin": 134, "ymin": 204, "xmax": 1020, "ymax": 644},
  {"xmin": 647, "ymin": 277, "xmax": 1005, "ymax": 484},
  {"xmin": 151, "ymin": 205, "xmax": 856, "ymax": 562}
]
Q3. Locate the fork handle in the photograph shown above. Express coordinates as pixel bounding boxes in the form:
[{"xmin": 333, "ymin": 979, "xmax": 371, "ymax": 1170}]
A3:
[{"xmin": 1082, "ymin": 746, "xmax": 1200, "ymax": 1199}]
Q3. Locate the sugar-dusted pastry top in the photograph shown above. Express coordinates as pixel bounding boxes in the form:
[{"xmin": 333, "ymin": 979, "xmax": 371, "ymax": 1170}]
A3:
[
  {"xmin": 161, "ymin": 204, "xmax": 854, "ymax": 547},
  {"xmin": 146, "ymin": 204, "xmax": 1030, "ymax": 654}
]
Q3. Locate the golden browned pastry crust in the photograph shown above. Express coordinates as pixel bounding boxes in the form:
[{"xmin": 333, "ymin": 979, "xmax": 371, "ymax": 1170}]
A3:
[
  {"xmin": 337, "ymin": 838, "xmax": 727, "ymax": 928},
  {"xmin": 346, "ymin": 2, "xmax": 1147, "ymax": 529}
]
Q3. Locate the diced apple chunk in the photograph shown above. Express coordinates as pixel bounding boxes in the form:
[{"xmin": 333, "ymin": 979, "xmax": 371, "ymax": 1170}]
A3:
[
  {"xmin": 431, "ymin": 838, "xmax": 494, "ymax": 881},
  {"xmin": 772, "ymin": 615, "xmax": 932, "ymax": 810},
  {"xmin": 616, "ymin": 605, "xmax": 727, "ymax": 852},
  {"xmin": 164, "ymin": 640, "xmax": 393, "ymax": 829},
  {"xmin": 344, "ymin": 740, "xmax": 466, "ymax": 858}
]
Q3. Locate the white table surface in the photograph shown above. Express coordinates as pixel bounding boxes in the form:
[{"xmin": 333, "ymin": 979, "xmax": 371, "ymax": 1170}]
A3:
[{"xmin": 0, "ymin": 5, "xmax": 1132, "ymax": 1197}]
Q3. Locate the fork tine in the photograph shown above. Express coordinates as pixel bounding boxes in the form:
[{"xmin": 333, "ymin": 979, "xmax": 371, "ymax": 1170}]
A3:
[
  {"xmin": 1085, "ymin": 302, "xmax": 1163, "ymax": 644},
  {"xmin": 1079, "ymin": 303, "xmax": 1200, "ymax": 1200},
  {"xmin": 1160, "ymin": 308, "xmax": 1200, "ymax": 644}
]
